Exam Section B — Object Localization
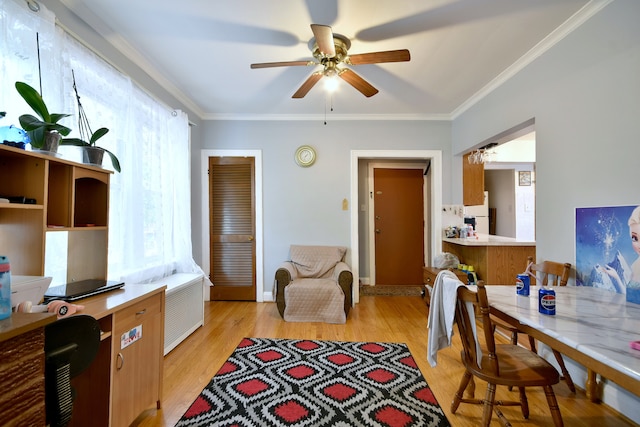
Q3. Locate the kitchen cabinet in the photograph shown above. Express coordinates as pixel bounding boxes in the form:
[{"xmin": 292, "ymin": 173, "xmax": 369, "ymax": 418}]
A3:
[
  {"xmin": 463, "ymin": 152, "xmax": 485, "ymax": 206},
  {"xmin": 442, "ymin": 235, "xmax": 535, "ymax": 284}
]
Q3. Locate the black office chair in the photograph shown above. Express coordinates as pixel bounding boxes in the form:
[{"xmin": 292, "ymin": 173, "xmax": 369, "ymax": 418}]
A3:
[{"xmin": 45, "ymin": 314, "xmax": 101, "ymax": 427}]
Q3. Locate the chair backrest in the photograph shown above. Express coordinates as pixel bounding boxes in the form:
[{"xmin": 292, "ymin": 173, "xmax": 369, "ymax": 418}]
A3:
[
  {"xmin": 290, "ymin": 245, "xmax": 347, "ymax": 278},
  {"xmin": 455, "ymin": 281, "xmax": 499, "ymax": 375},
  {"xmin": 45, "ymin": 314, "xmax": 101, "ymax": 427},
  {"xmin": 526, "ymin": 256, "xmax": 571, "ymax": 287}
]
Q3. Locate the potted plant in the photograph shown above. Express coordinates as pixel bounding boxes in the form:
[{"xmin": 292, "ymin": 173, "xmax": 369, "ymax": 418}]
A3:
[
  {"xmin": 60, "ymin": 74, "xmax": 121, "ymax": 172},
  {"xmin": 15, "ymin": 81, "xmax": 72, "ymax": 153},
  {"xmin": 61, "ymin": 127, "xmax": 121, "ymax": 173}
]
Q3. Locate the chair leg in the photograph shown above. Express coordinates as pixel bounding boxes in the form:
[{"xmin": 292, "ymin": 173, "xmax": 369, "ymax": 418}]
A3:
[
  {"xmin": 482, "ymin": 383, "xmax": 497, "ymax": 427},
  {"xmin": 517, "ymin": 387, "xmax": 529, "ymax": 419},
  {"xmin": 465, "ymin": 376, "xmax": 476, "ymax": 399},
  {"xmin": 553, "ymin": 350, "xmax": 576, "ymax": 393},
  {"xmin": 451, "ymin": 371, "xmax": 472, "ymax": 413},
  {"xmin": 543, "ymin": 385, "xmax": 564, "ymax": 427}
]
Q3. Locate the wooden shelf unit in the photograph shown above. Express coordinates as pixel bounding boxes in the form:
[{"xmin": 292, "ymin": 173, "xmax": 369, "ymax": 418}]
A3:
[{"xmin": 0, "ymin": 145, "xmax": 110, "ymax": 282}]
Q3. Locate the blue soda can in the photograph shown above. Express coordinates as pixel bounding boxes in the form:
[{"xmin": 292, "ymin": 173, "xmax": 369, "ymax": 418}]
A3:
[
  {"xmin": 539, "ymin": 288, "xmax": 556, "ymax": 315},
  {"xmin": 516, "ymin": 274, "xmax": 530, "ymax": 296}
]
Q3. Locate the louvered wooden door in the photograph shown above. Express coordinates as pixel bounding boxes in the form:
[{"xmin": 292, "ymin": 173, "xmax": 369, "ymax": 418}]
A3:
[{"xmin": 208, "ymin": 157, "xmax": 256, "ymax": 300}]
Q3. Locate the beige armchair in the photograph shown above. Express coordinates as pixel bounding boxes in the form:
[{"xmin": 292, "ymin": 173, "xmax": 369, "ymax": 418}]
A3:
[{"xmin": 274, "ymin": 245, "xmax": 352, "ymax": 324}]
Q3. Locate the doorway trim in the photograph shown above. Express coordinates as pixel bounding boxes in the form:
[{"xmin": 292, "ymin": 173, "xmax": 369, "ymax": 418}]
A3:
[
  {"xmin": 200, "ymin": 149, "xmax": 264, "ymax": 302},
  {"xmin": 350, "ymin": 150, "xmax": 442, "ymax": 304}
]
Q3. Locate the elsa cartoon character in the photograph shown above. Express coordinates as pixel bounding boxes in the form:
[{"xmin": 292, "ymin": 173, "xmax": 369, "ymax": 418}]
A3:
[{"xmin": 628, "ymin": 206, "xmax": 640, "ymax": 284}]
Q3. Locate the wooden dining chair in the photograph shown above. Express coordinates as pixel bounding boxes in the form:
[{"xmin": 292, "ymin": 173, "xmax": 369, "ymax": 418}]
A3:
[
  {"xmin": 451, "ymin": 281, "xmax": 564, "ymax": 427},
  {"xmin": 492, "ymin": 256, "xmax": 575, "ymax": 393}
]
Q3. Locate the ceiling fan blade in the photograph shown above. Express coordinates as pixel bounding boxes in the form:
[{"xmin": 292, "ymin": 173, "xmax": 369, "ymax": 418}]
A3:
[
  {"xmin": 338, "ymin": 68, "xmax": 379, "ymax": 97},
  {"xmin": 305, "ymin": 0, "xmax": 338, "ymax": 26},
  {"xmin": 347, "ymin": 49, "xmax": 411, "ymax": 65},
  {"xmin": 251, "ymin": 60, "xmax": 313, "ymax": 69},
  {"xmin": 310, "ymin": 24, "xmax": 336, "ymax": 57},
  {"xmin": 292, "ymin": 72, "xmax": 323, "ymax": 98}
]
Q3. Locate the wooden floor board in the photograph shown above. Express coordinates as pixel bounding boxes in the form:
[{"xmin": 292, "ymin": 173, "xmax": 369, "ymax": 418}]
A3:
[{"xmin": 133, "ymin": 295, "xmax": 639, "ymax": 427}]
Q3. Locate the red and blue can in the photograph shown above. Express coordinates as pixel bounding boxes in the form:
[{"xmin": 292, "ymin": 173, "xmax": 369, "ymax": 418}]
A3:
[
  {"xmin": 516, "ymin": 274, "xmax": 530, "ymax": 296},
  {"xmin": 538, "ymin": 288, "xmax": 556, "ymax": 315}
]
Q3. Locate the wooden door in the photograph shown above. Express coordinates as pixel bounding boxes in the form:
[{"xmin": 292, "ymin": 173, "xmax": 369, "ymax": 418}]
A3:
[
  {"xmin": 208, "ymin": 157, "xmax": 256, "ymax": 301},
  {"xmin": 373, "ymin": 168, "xmax": 424, "ymax": 285}
]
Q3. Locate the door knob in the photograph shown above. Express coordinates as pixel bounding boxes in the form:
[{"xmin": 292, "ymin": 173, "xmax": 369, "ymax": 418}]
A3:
[{"xmin": 375, "ymin": 229, "xmax": 381, "ymax": 234}]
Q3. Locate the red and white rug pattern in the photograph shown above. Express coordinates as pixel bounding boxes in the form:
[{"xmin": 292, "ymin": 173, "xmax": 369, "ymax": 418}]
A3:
[{"xmin": 176, "ymin": 337, "xmax": 450, "ymax": 427}]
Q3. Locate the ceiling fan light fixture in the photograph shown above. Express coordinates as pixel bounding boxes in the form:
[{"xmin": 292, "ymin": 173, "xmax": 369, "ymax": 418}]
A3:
[
  {"xmin": 324, "ymin": 75, "xmax": 339, "ymax": 92},
  {"xmin": 252, "ymin": 24, "xmax": 410, "ymax": 99}
]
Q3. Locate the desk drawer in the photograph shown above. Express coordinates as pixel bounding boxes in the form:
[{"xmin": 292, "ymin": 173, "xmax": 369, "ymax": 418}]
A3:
[{"xmin": 115, "ymin": 293, "xmax": 162, "ymax": 330}]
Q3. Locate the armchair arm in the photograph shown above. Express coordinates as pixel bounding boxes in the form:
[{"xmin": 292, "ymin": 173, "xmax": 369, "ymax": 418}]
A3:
[
  {"xmin": 333, "ymin": 262, "xmax": 353, "ymax": 317},
  {"xmin": 275, "ymin": 262, "xmax": 298, "ymax": 317}
]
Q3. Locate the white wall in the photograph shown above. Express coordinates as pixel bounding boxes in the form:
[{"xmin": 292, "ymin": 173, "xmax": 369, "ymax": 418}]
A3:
[
  {"xmin": 452, "ymin": 0, "xmax": 640, "ymax": 420},
  {"xmin": 485, "ymin": 170, "xmax": 515, "ymax": 237},
  {"xmin": 197, "ymin": 120, "xmax": 452, "ymax": 289}
]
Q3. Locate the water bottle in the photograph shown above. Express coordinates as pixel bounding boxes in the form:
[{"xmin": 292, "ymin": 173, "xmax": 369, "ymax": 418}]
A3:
[{"xmin": 0, "ymin": 256, "xmax": 11, "ymax": 320}]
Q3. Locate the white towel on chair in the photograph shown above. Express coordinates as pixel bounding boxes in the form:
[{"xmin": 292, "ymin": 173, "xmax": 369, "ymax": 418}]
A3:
[
  {"xmin": 427, "ymin": 270, "xmax": 464, "ymax": 366},
  {"xmin": 427, "ymin": 270, "xmax": 481, "ymax": 367}
]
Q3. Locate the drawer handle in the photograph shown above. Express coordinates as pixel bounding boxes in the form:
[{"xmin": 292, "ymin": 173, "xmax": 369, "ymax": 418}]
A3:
[
  {"xmin": 136, "ymin": 309, "xmax": 147, "ymax": 315},
  {"xmin": 117, "ymin": 352, "xmax": 124, "ymax": 370}
]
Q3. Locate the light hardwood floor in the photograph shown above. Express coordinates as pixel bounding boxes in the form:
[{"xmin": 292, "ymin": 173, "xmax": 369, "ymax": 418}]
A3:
[{"xmin": 134, "ymin": 294, "xmax": 639, "ymax": 427}]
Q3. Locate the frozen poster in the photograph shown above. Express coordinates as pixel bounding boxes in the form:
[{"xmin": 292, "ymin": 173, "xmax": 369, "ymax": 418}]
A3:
[{"xmin": 575, "ymin": 205, "xmax": 640, "ymax": 304}]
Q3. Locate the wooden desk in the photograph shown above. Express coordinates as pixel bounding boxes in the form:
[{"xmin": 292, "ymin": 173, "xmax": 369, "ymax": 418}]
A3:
[
  {"xmin": 0, "ymin": 284, "xmax": 166, "ymax": 427},
  {"xmin": 485, "ymin": 285, "xmax": 640, "ymax": 401},
  {"xmin": 0, "ymin": 313, "xmax": 56, "ymax": 425},
  {"xmin": 71, "ymin": 283, "xmax": 166, "ymax": 427}
]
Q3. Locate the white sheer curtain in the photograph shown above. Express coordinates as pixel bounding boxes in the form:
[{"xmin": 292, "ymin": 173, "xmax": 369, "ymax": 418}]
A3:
[
  {"xmin": 1, "ymin": 0, "xmax": 61, "ymax": 127},
  {"xmin": 1, "ymin": 0, "xmax": 204, "ymax": 284}
]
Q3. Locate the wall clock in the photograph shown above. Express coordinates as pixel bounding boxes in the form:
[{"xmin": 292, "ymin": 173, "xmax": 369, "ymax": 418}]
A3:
[{"xmin": 295, "ymin": 145, "xmax": 316, "ymax": 167}]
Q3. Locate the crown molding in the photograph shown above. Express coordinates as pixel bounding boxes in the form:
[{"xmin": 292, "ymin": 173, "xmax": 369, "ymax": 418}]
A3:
[
  {"xmin": 202, "ymin": 113, "xmax": 451, "ymax": 121},
  {"xmin": 451, "ymin": 0, "xmax": 613, "ymax": 120}
]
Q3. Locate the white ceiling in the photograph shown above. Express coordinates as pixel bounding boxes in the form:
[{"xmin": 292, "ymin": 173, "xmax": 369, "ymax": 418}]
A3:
[{"xmin": 59, "ymin": 0, "xmax": 598, "ymax": 120}]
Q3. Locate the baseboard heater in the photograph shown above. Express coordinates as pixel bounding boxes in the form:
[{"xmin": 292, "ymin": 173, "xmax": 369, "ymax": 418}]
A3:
[{"xmin": 151, "ymin": 273, "xmax": 204, "ymax": 355}]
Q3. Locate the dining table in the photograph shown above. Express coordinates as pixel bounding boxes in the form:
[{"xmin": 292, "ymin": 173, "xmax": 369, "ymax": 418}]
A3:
[{"xmin": 484, "ymin": 285, "xmax": 640, "ymax": 402}]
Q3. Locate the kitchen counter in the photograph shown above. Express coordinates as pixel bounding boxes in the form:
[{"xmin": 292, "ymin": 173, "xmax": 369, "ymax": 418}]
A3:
[
  {"xmin": 442, "ymin": 234, "xmax": 535, "ymax": 284},
  {"xmin": 443, "ymin": 234, "xmax": 535, "ymax": 247}
]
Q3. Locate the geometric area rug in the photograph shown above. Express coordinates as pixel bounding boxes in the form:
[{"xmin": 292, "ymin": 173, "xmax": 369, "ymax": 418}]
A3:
[{"xmin": 176, "ymin": 337, "xmax": 450, "ymax": 427}]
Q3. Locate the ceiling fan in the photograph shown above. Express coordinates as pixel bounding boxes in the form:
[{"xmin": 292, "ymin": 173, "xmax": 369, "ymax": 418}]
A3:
[{"xmin": 250, "ymin": 24, "xmax": 410, "ymax": 98}]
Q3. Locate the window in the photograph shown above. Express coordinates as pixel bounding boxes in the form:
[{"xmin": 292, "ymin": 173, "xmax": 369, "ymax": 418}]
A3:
[{"xmin": 1, "ymin": 0, "xmax": 203, "ymax": 284}]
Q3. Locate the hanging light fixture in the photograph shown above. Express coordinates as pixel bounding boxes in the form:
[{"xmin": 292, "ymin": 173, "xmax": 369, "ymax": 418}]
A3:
[{"xmin": 468, "ymin": 143, "xmax": 498, "ymax": 164}]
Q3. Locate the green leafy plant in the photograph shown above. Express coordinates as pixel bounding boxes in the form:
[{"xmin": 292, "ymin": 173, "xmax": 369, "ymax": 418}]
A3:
[
  {"xmin": 15, "ymin": 81, "xmax": 71, "ymax": 149},
  {"xmin": 60, "ymin": 73, "xmax": 121, "ymax": 172}
]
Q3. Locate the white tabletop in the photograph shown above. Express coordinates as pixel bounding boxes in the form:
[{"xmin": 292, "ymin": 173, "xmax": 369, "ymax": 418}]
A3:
[{"xmin": 484, "ymin": 285, "xmax": 640, "ymax": 389}]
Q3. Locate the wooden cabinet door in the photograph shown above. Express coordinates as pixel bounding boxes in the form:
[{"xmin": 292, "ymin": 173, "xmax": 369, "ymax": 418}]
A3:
[
  {"xmin": 463, "ymin": 152, "xmax": 485, "ymax": 206},
  {"xmin": 111, "ymin": 294, "xmax": 163, "ymax": 427}
]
